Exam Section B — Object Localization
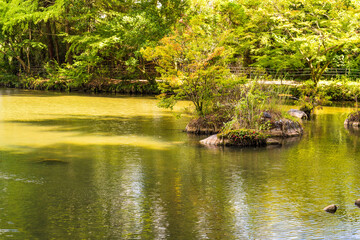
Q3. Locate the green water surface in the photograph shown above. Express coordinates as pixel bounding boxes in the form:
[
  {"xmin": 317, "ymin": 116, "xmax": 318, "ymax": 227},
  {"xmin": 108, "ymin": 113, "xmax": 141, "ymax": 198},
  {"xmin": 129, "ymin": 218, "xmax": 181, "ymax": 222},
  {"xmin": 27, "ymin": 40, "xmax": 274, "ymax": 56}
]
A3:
[{"xmin": 0, "ymin": 89, "xmax": 359, "ymax": 239}]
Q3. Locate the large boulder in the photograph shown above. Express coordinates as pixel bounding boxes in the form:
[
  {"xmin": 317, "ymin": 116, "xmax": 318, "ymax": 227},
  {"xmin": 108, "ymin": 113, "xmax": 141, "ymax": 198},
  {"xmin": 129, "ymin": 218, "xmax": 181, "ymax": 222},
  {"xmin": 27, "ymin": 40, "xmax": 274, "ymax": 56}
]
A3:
[{"xmin": 288, "ymin": 109, "xmax": 308, "ymax": 120}]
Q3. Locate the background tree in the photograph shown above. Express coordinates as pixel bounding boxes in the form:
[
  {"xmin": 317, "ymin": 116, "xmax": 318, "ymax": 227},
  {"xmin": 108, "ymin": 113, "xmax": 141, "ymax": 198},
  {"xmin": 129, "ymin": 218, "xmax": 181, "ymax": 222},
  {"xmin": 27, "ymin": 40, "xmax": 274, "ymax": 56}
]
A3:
[
  {"xmin": 142, "ymin": 1, "xmax": 233, "ymax": 116},
  {"xmin": 233, "ymin": 0, "xmax": 360, "ymax": 86}
]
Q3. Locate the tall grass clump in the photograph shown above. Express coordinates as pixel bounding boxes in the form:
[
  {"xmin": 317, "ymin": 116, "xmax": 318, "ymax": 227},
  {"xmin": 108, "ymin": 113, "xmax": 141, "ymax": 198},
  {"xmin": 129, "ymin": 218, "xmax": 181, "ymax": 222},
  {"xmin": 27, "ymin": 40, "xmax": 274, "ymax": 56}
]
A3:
[{"xmin": 222, "ymin": 79, "xmax": 292, "ymax": 132}]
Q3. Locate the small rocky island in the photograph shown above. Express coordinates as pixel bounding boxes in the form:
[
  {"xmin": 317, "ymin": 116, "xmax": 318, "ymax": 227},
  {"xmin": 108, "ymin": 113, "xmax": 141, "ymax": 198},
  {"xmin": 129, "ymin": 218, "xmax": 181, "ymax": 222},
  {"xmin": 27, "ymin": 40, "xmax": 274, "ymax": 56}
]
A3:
[
  {"xmin": 187, "ymin": 109, "xmax": 305, "ymax": 147},
  {"xmin": 344, "ymin": 111, "xmax": 360, "ymax": 128}
]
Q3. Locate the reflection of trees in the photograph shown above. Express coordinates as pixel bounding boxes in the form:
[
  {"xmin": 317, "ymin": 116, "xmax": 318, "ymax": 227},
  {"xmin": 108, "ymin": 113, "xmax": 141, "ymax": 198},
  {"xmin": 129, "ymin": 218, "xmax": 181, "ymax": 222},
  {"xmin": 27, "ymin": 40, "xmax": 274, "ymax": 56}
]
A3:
[
  {"xmin": 5, "ymin": 110, "xmax": 360, "ymax": 239},
  {"xmin": 90, "ymin": 143, "xmax": 254, "ymax": 239}
]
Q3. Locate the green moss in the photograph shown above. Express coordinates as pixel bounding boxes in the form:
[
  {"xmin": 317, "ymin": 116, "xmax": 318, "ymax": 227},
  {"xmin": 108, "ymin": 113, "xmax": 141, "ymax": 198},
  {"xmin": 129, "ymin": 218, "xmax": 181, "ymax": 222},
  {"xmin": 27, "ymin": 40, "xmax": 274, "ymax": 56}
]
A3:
[{"xmin": 218, "ymin": 129, "xmax": 268, "ymax": 146}]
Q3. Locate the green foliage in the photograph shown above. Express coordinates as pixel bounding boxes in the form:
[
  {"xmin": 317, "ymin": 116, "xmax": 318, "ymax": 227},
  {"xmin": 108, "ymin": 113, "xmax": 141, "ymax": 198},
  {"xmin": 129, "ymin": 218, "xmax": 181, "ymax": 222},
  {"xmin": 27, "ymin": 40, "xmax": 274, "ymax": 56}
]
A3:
[
  {"xmin": 156, "ymin": 94, "xmax": 177, "ymax": 110},
  {"xmin": 0, "ymin": 0, "xmax": 187, "ymax": 85},
  {"xmin": 0, "ymin": 0, "xmax": 360, "ymax": 102},
  {"xmin": 142, "ymin": 1, "xmax": 233, "ymax": 116},
  {"xmin": 297, "ymin": 81, "xmax": 331, "ymax": 116},
  {"xmin": 222, "ymin": 81, "xmax": 289, "ymax": 131},
  {"xmin": 233, "ymin": 0, "xmax": 360, "ymax": 86},
  {"xmin": 218, "ymin": 129, "xmax": 268, "ymax": 146}
]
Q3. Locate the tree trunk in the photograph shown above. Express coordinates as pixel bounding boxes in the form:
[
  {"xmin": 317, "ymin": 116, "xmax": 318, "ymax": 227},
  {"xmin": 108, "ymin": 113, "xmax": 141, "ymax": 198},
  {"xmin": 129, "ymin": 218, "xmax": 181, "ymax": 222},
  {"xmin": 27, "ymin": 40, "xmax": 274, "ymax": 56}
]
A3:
[
  {"xmin": 52, "ymin": 22, "xmax": 60, "ymax": 63},
  {"xmin": 65, "ymin": 7, "xmax": 73, "ymax": 64},
  {"xmin": 45, "ymin": 21, "xmax": 55, "ymax": 61},
  {"xmin": 27, "ymin": 24, "xmax": 32, "ymax": 73}
]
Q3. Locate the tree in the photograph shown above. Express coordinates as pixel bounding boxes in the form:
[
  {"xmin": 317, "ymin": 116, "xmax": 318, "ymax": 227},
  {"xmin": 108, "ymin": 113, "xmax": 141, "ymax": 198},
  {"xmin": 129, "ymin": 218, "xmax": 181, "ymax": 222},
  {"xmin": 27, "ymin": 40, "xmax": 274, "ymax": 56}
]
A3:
[
  {"xmin": 142, "ymin": 1, "xmax": 233, "ymax": 116},
  {"xmin": 0, "ymin": 0, "xmax": 46, "ymax": 74},
  {"xmin": 273, "ymin": 0, "xmax": 360, "ymax": 86},
  {"xmin": 62, "ymin": 0, "xmax": 186, "ymax": 83},
  {"xmin": 234, "ymin": 0, "xmax": 360, "ymax": 86}
]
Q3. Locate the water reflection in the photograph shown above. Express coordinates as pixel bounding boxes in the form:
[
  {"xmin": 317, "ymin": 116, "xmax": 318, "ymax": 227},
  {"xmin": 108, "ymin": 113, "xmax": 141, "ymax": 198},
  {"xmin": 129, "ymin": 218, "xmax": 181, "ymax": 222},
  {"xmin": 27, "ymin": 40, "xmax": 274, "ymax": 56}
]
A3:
[{"xmin": 1, "ymin": 90, "xmax": 360, "ymax": 238}]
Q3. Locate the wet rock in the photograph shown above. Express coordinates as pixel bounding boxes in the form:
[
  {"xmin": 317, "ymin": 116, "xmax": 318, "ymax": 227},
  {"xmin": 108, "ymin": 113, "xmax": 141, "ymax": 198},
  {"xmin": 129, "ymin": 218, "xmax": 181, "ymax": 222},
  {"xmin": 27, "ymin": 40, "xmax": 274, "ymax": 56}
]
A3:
[
  {"xmin": 355, "ymin": 199, "xmax": 360, "ymax": 208},
  {"xmin": 200, "ymin": 118, "xmax": 303, "ymax": 147},
  {"xmin": 266, "ymin": 137, "xmax": 281, "ymax": 145},
  {"xmin": 288, "ymin": 109, "xmax": 308, "ymax": 120},
  {"xmin": 344, "ymin": 119, "xmax": 360, "ymax": 128},
  {"xmin": 199, "ymin": 134, "xmax": 224, "ymax": 145},
  {"xmin": 344, "ymin": 112, "xmax": 360, "ymax": 129},
  {"xmin": 323, "ymin": 204, "xmax": 337, "ymax": 213}
]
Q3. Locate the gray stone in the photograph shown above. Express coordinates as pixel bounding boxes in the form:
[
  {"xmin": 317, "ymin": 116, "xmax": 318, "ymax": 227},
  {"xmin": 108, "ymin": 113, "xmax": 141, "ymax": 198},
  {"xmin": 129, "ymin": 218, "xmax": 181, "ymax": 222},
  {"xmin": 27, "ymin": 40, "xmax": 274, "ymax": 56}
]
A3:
[
  {"xmin": 266, "ymin": 138, "xmax": 281, "ymax": 145},
  {"xmin": 288, "ymin": 109, "xmax": 308, "ymax": 120},
  {"xmin": 200, "ymin": 134, "xmax": 223, "ymax": 145},
  {"xmin": 263, "ymin": 111, "xmax": 272, "ymax": 119}
]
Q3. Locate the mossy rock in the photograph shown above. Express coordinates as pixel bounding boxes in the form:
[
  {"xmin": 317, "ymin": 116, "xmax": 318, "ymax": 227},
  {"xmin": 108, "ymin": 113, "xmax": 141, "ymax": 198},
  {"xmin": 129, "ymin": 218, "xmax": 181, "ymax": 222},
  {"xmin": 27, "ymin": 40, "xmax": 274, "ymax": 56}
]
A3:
[
  {"xmin": 345, "ymin": 111, "xmax": 360, "ymax": 128},
  {"xmin": 200, "ymin": 118, "xmax": 303, "ymax": 147}
]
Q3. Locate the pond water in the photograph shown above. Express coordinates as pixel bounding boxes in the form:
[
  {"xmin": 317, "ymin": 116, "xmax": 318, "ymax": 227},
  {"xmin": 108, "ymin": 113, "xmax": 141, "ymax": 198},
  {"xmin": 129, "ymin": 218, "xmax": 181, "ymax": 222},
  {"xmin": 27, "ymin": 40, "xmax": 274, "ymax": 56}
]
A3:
[{"xmin": 0, "ymin": 89, "xmax": 360, "ymax": 239}]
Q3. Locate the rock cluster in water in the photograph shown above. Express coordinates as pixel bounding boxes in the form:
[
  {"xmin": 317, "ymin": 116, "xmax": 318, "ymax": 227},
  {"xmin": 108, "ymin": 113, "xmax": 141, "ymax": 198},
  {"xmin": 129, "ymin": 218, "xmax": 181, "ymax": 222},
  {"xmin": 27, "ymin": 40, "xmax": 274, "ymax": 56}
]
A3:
[
  {"xmin": 345, "ymin": 119, "xmax": 360, "ymax": 128},
  {"xmin": 199, "ymin": 118, "xmax": 303, "ymax": 147},
  {"xmin": 344, "ymin": 111, "xmax": 360, "ymax": 128},
  {"xmin": 323, "ymin": 198, "xmax": 360, "ymax": 214}
]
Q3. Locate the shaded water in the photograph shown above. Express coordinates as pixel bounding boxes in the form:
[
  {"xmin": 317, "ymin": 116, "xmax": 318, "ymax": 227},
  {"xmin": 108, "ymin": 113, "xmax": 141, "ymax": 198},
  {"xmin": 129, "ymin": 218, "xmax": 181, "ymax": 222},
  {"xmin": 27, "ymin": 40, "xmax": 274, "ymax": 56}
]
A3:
[{"xmin": 0, "ymin": 89, "xmax": 360, "ymax": 239}]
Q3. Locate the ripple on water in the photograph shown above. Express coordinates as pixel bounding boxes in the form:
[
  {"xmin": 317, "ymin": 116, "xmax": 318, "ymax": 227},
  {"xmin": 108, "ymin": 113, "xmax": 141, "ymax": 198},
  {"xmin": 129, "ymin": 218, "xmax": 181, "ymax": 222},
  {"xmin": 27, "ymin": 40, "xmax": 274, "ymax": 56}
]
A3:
[{"xmin": 0, "ymin": 172, "xmax": 43, "ymax": 184}]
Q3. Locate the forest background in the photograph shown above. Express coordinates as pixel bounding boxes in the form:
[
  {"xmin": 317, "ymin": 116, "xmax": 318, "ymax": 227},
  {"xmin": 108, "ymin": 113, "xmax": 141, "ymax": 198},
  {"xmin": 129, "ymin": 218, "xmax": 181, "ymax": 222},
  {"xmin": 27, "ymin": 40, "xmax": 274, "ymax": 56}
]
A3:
[{"xmin": 0, "ymin": 0, "xmax": 360, "ymax": 98}]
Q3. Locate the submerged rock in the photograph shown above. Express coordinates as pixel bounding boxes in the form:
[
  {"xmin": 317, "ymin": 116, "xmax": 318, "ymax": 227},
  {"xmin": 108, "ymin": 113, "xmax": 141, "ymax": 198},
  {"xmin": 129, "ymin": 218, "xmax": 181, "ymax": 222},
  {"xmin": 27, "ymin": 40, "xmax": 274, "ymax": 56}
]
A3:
[
  {"xmin": 288, "ymin": 109, "xmax": 308, "ymax": 120},
  {"xmin": 323, "ymin": 204, "xmax": 338, "ymax": 213},
  {"xmin": 36, "ymin": 158, "xmax": 68, "ymax": 165}
]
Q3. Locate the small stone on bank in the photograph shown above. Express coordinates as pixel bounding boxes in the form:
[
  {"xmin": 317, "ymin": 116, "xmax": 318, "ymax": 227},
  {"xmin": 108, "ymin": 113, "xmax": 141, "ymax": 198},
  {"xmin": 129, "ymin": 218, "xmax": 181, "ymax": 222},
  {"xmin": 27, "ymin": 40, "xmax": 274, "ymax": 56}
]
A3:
[
  {"xmin": 288, "ymin": 109, "xmax": 308, "ymax": 120},
  {"xmin": 323, "ymin": 204, "xmax": 337, "ymax": 213}
]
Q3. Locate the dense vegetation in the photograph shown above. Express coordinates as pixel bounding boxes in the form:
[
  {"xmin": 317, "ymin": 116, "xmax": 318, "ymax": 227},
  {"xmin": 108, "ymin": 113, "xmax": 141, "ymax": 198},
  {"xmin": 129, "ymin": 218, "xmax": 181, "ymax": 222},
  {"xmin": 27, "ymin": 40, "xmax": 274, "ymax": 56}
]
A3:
[
  {"xmin": 0, "ymin": 0, "xmax": 360, "ymax": 116},
  {"xmin": 0, "ymin": 0, "xmax": 186, "ymax": 89},
  {"xmin": 0, "ymin": 0, "xmax": 359, "ymax": 84}
]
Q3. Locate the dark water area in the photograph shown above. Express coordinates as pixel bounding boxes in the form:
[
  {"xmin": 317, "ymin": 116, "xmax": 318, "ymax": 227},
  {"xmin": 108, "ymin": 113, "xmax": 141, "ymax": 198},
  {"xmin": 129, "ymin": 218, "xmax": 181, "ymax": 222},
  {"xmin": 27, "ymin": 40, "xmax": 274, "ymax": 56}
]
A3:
[{"xmin": 0, "ymin": 89, "xmax": 360, "ymax": 239}]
